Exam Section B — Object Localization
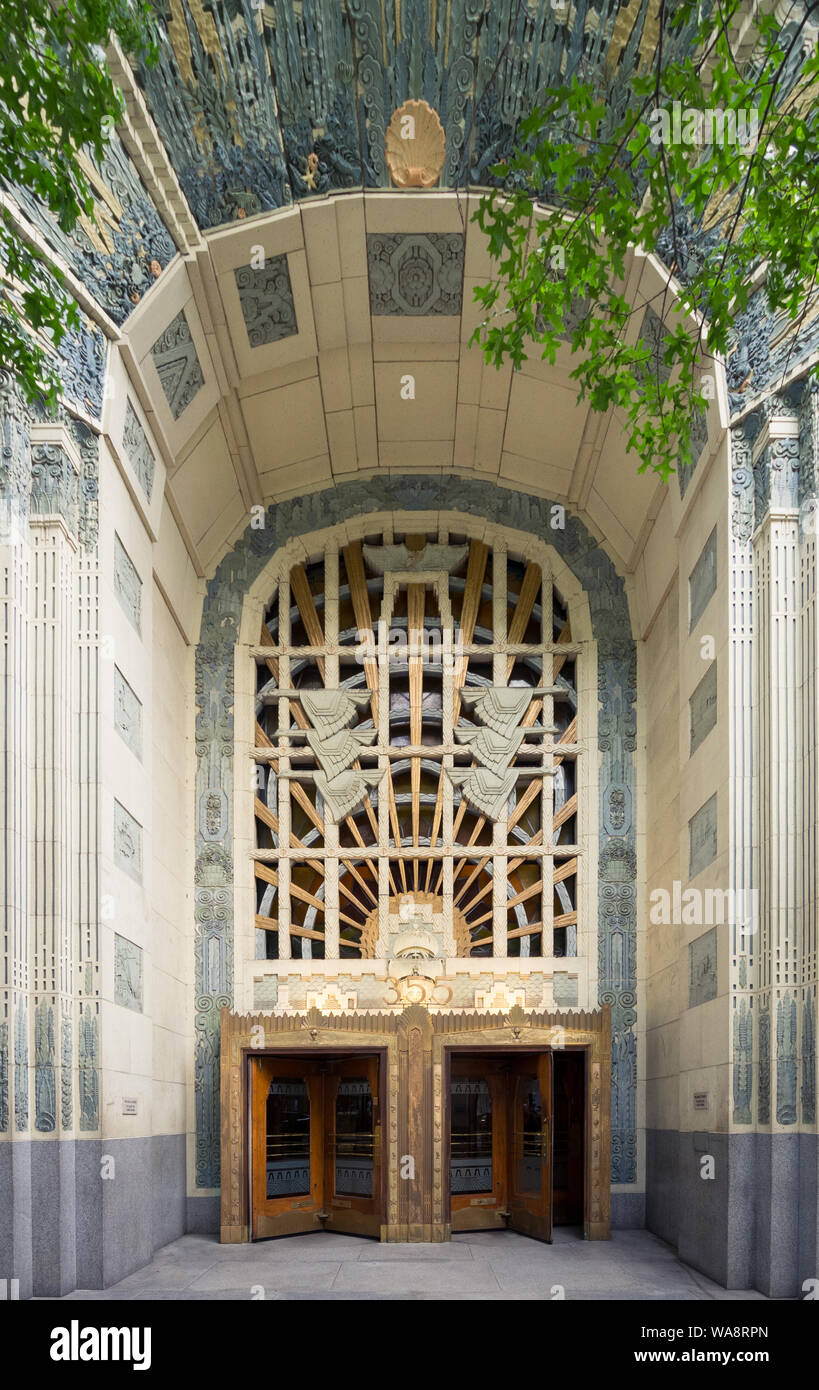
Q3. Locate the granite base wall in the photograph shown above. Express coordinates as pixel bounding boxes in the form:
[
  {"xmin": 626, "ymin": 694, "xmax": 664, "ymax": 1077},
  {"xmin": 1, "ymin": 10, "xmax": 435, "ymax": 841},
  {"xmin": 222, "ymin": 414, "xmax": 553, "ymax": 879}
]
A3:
[
  {"xmin": 646, "ymin": 1128, "xmax": 818, "ymax": 1296},
  {"xmin": 0, "ymin": 1134, "xmax": 187, "ymax": 1298}
]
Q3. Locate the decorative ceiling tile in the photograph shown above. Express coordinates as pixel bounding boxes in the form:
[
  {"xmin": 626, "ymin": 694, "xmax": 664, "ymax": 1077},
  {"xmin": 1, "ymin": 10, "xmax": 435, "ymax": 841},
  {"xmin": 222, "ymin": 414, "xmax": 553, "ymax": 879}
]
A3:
[
  {"xmin": 366, "ymin": 232, "xmax": 464, "ymax": 316},
  {"xmin": 234, "ymin": 254, "xmax": 298, "ymax": 348},
  {"xmin": 122, "ymin": 402, "xmax": 156, "ymax": 501},
  {"xmin": 150, "ymin": 310, "xmax": 204, "ymax": 420}
]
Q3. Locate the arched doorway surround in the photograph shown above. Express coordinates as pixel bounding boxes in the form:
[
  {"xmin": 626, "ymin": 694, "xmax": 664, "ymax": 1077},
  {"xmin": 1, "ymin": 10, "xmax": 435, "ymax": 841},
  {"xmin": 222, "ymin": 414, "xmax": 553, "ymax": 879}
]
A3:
[{"xmin": 194, "ymin": 475, "xmax": 636, "ymax": 1199}]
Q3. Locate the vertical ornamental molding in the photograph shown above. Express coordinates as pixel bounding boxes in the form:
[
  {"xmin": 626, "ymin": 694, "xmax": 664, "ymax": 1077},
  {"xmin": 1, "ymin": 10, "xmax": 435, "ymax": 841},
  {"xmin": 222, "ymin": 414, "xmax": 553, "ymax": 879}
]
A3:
[
  {"xmin": 798, "ymin": 382, "xmax": 819, "ymax": 1131},
  {"xmin": 752, "ymin": 396, "xmax": 800, "ymax": 1133},
  {"xmin": 0, "ymin": 372, "xmax": 31, "ymax": 1137},
  {"xmin": 730, "ymin": 419, "xmax": 755, "ymax": 1125},
  {"xmin": 0, "ymin": 389, "xmax": 101, "ymax": 1160}
]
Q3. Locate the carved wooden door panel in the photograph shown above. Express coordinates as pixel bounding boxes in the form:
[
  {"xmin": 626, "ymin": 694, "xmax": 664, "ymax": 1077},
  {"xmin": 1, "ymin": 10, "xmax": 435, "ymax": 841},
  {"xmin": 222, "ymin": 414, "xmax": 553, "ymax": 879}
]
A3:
[
  {"xmin": 322, "ymin": 1055, "xmax": 382, "ymax": 1238},
  {"xmin": 507, "ymin": 1052, "xmax": 553, "ymax": 1243},
  {"xmin": 251, "ymin": 1056, "xmax": 325, "ymax": 1239}
]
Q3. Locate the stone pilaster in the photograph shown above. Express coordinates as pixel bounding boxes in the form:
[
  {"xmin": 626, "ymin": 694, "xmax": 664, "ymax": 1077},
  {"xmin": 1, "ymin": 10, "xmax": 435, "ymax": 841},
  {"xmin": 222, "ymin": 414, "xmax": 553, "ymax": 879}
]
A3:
[
  {"xmin": 28, "ymin": 427, "xmax": 81, "ymax": 1295},
  {"xmin": 751, "ymin": 393, "xmax": 804, "ymax": 1295},
  {"xmin": 0, "ymin": 373, "xmax": 32, "ymax": 1292},
  {"xmin": 729, "ymin": 420, "xmax": 755, "ymax": 1138}
]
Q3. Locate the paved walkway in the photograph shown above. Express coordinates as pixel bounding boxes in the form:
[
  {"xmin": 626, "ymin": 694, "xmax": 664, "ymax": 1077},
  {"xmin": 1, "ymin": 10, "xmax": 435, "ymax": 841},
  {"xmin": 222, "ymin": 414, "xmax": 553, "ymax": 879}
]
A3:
[{"xmin": 60, "ymin": 1228, "xmax": 770, "ymax": 1300}]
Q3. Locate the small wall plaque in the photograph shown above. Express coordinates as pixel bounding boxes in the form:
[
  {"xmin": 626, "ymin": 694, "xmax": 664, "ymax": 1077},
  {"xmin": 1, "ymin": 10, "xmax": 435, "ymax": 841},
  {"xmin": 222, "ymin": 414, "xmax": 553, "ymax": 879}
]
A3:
[
  {"xmin": 693, "ymin": 1092, "xmax": 709, "ymax": 1111},
  {"xmin": 122, "ymin": 1097, "xmax": 138, "ymax": 1116}
]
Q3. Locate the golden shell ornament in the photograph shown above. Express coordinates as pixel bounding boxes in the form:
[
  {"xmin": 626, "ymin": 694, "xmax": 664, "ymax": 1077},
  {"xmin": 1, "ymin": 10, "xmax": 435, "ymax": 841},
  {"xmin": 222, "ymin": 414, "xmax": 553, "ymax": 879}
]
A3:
[{"xmin": 385, "ymin": 100, "xmax": 446, "ymax": 188}]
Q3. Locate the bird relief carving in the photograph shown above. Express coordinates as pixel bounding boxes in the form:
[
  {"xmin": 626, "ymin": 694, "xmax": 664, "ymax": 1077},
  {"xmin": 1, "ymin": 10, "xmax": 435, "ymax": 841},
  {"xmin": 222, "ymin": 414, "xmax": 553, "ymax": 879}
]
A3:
[
  {"xmin": 278, "ymin": 687, "xmax": 383, "ymax": 822},
  {"xmin": 362, "ymin": 541, "xmax": 468, "ymax": 575},
  {"xmin": 447, "ymin": 684, "xmax": 560, "ymax": 821}
]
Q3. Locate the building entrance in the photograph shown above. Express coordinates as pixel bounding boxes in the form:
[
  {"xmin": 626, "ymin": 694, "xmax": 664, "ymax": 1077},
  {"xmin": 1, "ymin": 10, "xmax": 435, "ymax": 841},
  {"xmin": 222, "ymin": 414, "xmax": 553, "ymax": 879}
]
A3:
[
  {"xmin": 225, "ymin": 1004, "xmax": 610, "ymax": 1245},
  {"xmin": 251, "ymin": 1052, "xmax": 383, "ymax": 1239}
]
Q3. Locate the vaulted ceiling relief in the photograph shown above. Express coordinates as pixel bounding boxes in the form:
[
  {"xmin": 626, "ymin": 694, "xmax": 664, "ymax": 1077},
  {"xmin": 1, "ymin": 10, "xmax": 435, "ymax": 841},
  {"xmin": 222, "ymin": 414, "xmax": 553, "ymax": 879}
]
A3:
[
  {"xmin": 4, "ymin": 134, "xmax": 177, "ymax": 325},
  {"xmin": 134, "ymin": 0, "xmax": 701, "ymax": 230}
]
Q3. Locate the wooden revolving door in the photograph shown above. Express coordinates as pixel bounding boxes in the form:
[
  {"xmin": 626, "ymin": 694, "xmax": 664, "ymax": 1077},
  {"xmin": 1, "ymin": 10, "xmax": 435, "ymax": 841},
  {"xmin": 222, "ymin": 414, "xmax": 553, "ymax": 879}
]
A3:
[{"xmin": 251, "ymin": 1052, "xmax": 383, "ymax": 1239}]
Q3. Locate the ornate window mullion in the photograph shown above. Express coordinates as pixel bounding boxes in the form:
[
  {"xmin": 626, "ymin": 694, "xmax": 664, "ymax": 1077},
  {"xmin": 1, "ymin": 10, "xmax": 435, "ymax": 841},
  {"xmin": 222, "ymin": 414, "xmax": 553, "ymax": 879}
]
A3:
[
  {"xmin": 542, "ymin": 573, "xmax": 555, "ymax": 960},
  {"xmin": 492, "ymin": 541, "xmax": 508, "ymax": 958},
  {"xmin": 377, "ymin": 603, "xmax": 390, "ymax": 950},
  {"xmin": 441, "ymin": 609, "xmax": 455, "ymax": 954},
  {"xmin": 276, "ymin": 573, "xmax": 292, "ymax": 961},
  {"xmin": 324, "ymin": 547, "xmax": 340, "ymax": 959}
]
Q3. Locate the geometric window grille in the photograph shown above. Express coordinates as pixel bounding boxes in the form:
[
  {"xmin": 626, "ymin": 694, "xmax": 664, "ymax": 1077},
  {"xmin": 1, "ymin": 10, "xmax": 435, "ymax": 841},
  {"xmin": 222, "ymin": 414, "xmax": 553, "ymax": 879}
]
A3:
[{"xmin": 252, "ymin": 532, "xmax": 582, "ymax": 961}]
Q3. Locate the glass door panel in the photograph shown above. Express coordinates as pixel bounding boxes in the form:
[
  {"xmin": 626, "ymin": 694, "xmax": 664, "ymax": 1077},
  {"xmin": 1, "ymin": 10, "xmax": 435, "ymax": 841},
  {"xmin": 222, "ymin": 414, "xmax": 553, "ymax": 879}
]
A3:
[
  {"xmin": 334, "ymin": 1077, "xmax": 374, "ymax": 1196},
  {"xmin": 266, "ymin": 1079, "xmax": 310, "ymax": 1197},
  {"xmin": 450, "ymin": 1078, "xmax": 493, "ymax": 1194}
]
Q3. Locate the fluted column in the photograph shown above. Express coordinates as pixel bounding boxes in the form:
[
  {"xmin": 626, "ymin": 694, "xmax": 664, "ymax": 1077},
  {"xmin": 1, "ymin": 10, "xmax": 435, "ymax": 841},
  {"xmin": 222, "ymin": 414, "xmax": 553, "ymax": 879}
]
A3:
[
  {"xmin": 0, "ymin": 373, "xmax": 32, "ymax": 1293},
  {"xmin": 751, "ymin": 392, "xmax": 803, "ymax": 1296}
]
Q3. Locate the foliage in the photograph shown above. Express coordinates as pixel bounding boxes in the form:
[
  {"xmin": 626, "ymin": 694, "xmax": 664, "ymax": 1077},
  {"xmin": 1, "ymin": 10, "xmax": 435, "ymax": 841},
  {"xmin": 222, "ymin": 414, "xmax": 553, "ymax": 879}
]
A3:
[
  {"xmin": 0, "ymin": 0, "xmax": 159, "ymax": 409},
  {"xmin": 473, "ymin": 0, "xmax": 819, "ymax": 480}
]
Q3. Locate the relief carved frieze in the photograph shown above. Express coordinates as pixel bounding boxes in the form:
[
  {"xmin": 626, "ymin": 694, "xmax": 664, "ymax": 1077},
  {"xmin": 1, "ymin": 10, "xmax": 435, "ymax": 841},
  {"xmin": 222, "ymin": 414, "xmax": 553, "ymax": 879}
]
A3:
[
  {"xmin": 150, "ymin": 310, "xmax": 204, "ymax": 419},
  {"xmin": 114, "ymin": 934, "xmax": 144, "ymax": 1013},
  {"xmin": 114, "ymin": 800, "xmax": 143, "ymax": 883},
  {"xmin": 234, "ymin": 254, "xmax": 298, "ymax": 348},
  {"xmin": 114, "ymin": 666, "xmax": 143, "ymax": 759},
  {"xmin": 114, "ymin": 533, "xmax": 142, "ymax": 635},
  {"xmin": 122, "ymin": 402, "xmax": 156, "ymax": 502},
  {"xmin": 367, "ymin": 232, "xmax": 464, "ymax": 316}
]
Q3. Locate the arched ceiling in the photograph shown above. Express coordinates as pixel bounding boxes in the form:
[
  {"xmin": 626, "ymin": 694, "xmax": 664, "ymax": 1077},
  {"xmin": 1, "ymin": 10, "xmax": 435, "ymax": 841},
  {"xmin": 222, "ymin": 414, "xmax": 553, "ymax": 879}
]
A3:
[{"xmin": 114, "ymin": 189, "xmax": 727, "ymax": 589}]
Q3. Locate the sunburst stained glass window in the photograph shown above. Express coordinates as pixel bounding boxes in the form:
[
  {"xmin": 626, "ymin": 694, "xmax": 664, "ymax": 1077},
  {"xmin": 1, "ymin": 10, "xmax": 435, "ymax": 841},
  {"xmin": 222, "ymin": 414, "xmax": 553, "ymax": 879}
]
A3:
[{"xmin": 251, "ymin": 531, "xmax": 583, "ymax": 960}]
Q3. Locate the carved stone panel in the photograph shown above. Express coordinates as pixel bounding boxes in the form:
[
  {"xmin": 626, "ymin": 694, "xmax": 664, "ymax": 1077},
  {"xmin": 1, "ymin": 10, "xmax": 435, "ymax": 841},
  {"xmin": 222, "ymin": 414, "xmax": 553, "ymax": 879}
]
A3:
[
  {"xmin": 114, "ymin": 666, "xmax": 142, "ymax": 759},
  {"xmin": 122, "ymin": 402, "xmax": 156, "ymax": 501},
  {"xmin": 366, "ymin": 233, "xmax": 464, "ymax": 316},
  {"xmin": 234, "ymin": 254, "xmax": 298, "ymax": 348},
  {"xmin": 689, "ymin": 527, "xmax": 717, "ymax": 632},
  {"xmin": 689, "ymin": 793, "xmax": 718, "ymax": 878},
  {"xmin": 689, "ymin": 927, "xmax": 718, "ymax": 1008},
  {"xmin": 678, "ymin": 404, "xmax": 709, "ymax": 498},
  {"xmin": 690, "ymin": 661, "xmax": 717, "ymax": 756},
  {"xmin": 114, "ymin": 800, "xmax": 143, "ymax": 882},
  {"xmin": 115, "ymin": 934, "xmax": 143, "ymax": 1012},
  {"xmin": 113, "ymin": 534, "xmax": 142, "ymax": 635},
  {"xmin": 638, "ymin": 306, "xmax": 673, "ymax": 386},
  {"xmin": 150, "ymin": 310, "xmax": 204, "ymax": 419}
]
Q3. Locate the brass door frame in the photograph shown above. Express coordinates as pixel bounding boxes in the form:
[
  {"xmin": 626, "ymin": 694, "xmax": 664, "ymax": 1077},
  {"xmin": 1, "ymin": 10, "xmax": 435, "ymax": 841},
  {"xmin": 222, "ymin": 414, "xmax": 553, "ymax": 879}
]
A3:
[
  {"xmin": 220, "ymin": 1003, "xmax": 611, "ymax": 1243},
  {"xmin": 249, "ymin": 1050, "xmax": 386, "ymax": 1240}
]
